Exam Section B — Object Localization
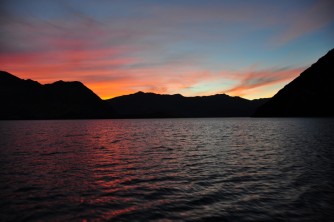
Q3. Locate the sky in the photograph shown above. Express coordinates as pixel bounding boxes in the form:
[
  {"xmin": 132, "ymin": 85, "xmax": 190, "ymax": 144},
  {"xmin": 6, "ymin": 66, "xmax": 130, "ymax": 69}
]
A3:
[{"xmin": 0, "ymin": 0, "xmax": 333, "ymax": 99}]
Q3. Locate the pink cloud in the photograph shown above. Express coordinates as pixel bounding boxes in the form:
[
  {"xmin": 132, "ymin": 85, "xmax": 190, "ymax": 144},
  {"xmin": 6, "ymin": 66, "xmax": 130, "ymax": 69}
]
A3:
[{"xmin": 223, "ymin": 67, "xmax": 305, "ymax": 97}]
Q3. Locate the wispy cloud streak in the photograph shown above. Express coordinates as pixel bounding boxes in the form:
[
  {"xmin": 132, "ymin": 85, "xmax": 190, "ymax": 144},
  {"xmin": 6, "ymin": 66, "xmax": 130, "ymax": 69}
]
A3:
[{"xmin": 224, "ymin": 67, "xmax": 305, "ymax": 97}]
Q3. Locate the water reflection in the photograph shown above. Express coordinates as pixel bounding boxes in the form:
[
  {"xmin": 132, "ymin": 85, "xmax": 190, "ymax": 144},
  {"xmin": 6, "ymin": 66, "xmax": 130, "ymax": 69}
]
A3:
[{"xmin": 0, "ymin": 118, "xmax": 334, "ymax": 221}]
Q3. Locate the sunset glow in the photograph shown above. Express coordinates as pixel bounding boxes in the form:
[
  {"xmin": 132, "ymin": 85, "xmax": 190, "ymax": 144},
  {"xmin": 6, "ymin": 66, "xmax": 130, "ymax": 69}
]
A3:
[{"xmin": 1, "ymin": 0, "xmax": 333, "ymax": 99}]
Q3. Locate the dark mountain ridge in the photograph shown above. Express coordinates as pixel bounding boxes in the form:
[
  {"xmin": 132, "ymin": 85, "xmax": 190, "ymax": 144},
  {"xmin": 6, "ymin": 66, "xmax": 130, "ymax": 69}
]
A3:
[
  {"xmin": 0, "ymin": 71, "xmax": 269, "ymax": 119},
  {"xmin": 0, "ymin": 71, "xmax": 113, "ymax": 119},
  {"xmin": 254, "ymin": 48, "xmax": 334, "ymax": 117},
  {"xmin": 107, "ymin": 91, "xmax": 268, "ymax": 118}
]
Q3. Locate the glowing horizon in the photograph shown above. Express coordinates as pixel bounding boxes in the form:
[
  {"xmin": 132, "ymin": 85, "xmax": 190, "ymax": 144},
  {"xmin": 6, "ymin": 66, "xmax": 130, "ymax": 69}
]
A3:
[{"xmin": 1, "ymin": 0, "xmax": 333, "ymax": 100}]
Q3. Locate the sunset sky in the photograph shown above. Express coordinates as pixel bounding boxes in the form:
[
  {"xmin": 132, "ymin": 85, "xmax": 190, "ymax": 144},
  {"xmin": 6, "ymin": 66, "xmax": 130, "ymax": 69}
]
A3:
[{"xmin": 1, "ymin": 0, "xmax": 333, "ymax": 99}]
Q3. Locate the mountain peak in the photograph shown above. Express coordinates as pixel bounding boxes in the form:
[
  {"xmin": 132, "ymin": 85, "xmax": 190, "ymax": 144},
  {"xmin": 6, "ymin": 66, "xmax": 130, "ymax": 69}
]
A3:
[
  {"xmin": 50, "ymin": 80, "xmax": 85, "ymax": 86},
  {"xmin": 0, "ymin": 71, "xmax": 113, "ymax": 119},
  {"xmin": 254, "ymin": 48, "xmax": 334, "ymax": 117},
  {"xmin": 0, "ymin": 70, "xmax": 23, "ymax": 82}
]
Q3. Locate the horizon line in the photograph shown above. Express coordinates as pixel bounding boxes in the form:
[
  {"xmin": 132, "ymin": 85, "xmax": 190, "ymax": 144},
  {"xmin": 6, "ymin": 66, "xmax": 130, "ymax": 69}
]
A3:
[{"xmin": 1, "ymin": 69, "xmax": 272, "ymax": 101}]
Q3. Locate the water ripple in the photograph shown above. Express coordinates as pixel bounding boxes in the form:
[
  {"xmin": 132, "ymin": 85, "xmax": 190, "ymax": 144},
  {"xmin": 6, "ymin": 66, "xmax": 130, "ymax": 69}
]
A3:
[{"xmin": 0, "ymin": 118, "xmax": 334, "ymax": 221}]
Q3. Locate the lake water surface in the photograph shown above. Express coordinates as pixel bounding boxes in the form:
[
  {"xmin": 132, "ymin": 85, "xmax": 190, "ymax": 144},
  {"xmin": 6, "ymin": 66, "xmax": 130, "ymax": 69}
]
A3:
[{"xmin": 1, "ymin": 118, "xmax": 334, "ymax": 221}]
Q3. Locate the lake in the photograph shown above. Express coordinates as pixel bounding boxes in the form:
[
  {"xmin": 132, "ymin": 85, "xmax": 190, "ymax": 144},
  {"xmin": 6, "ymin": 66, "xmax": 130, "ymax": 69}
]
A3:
[{"xmin": 1, "ymin": 118, "xmax": 334, "ymax": 221}]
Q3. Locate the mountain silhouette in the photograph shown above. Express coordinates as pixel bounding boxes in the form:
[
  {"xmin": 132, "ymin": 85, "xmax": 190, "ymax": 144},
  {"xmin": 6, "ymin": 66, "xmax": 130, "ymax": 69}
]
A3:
[
  {"xmin": 0, "ymin": 71, "xmax": 113, "ymax": 119},
  {"xmin": 254, "ymin": 48, "xmax": 334, "ymax": 117},
  {"xmin": 0, "ymin": 71, "xmax": 268, "ymax": 119},
  {"xmin": 107, "ymin": 92, "xmax": 268, "ymax": 118}
]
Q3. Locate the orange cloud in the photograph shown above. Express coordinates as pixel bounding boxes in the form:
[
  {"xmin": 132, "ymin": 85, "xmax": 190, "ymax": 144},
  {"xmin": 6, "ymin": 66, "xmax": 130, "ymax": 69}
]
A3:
[{"xmin": 0, "ymin": 46, "xmax": 137, "ymax": 82}]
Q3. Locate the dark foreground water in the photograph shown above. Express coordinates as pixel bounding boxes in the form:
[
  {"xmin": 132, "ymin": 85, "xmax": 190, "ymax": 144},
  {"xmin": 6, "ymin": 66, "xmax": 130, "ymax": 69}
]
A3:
[{"xmin": 0, "ymin": 118, "xmax": 334, "ymax": 221}]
